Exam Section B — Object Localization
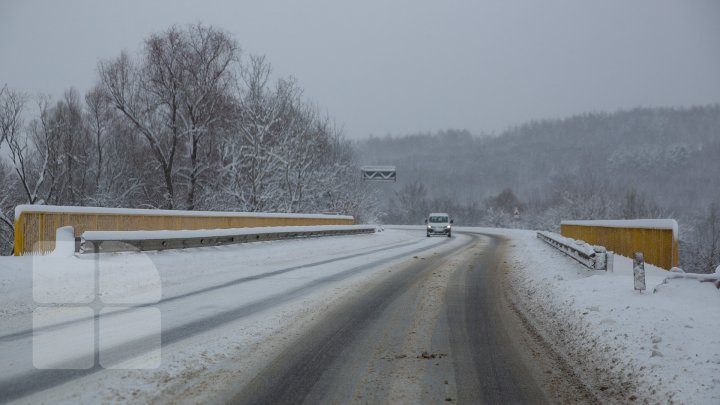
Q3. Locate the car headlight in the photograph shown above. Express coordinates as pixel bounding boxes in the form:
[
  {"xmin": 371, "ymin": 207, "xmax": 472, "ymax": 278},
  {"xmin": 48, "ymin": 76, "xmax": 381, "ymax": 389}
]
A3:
[
  {"xmin": 427, "ymin": 225, "xmax": 431, "ymax": 229},
  {"xmin": 446, "ymin": 225, "xmax": 451, "ymax": 229}
]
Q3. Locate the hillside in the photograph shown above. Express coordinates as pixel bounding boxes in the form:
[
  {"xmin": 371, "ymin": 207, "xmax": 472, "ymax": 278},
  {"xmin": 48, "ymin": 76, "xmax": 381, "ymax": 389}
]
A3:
[{"xmin": 357, "ymin": 105, "xmax": 720, "ymax": 213}]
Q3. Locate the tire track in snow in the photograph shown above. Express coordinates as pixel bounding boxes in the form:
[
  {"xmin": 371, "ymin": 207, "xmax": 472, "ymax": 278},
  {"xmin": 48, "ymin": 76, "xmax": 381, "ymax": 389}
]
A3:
[
  {"xmin": 0, "ymin": 238, "xmax": 426, "ymax": 344},
  {"xmin": 0, "ymin": 235, "xmax": 448, "ymax": 403}
]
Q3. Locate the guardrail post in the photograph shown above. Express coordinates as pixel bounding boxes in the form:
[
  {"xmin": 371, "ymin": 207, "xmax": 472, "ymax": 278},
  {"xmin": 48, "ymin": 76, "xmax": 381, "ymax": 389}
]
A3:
[
  {"xmin": 634, "ymin": 252, "xmax": 646, "ymax": 293},
  {"xmin": 593, "ymin": 246, "xmax": 607, "ymax": 270}
]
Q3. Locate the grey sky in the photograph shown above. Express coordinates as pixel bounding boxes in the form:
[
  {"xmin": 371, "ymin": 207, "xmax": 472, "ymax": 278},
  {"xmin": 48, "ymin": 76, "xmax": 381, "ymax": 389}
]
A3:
[{"xmin": 1, "ymin": 0, "xmax": 719, "ymax": 139}]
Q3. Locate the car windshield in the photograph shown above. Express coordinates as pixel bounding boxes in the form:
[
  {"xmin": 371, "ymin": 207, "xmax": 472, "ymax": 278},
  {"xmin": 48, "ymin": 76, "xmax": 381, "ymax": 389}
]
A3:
[{"xmin": 429, "ymin": 216, "xmax": 448, "ymax": 223}]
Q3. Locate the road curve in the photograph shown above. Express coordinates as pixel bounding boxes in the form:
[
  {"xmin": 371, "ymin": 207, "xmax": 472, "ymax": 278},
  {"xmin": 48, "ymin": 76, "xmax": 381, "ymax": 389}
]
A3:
[{"xmin": 228, "ymin": 232, "xmax": 548, "ymax": 404}]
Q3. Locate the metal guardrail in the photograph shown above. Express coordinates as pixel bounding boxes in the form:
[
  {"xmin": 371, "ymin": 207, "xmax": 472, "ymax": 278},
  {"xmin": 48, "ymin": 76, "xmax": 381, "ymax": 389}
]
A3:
[
  {"xmin": 80, "ymin": 226, "xmax": 377, "ymax": 254},
  {"xmin": 537, "ymin": 231, "xmax": 607, "ymax": 270}
]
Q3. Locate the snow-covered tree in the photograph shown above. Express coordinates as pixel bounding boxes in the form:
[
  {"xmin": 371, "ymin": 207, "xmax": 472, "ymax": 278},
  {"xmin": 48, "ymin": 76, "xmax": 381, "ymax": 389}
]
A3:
[
  {"xmin": 4, "ymin": 95, "xmax": 61, "ymax": 205},
  {"xmin": 685, "ymin": 204, "xmax": 720, "ymax": 273},
  {"xmin": 99, "ymin": 49, "xmax": 180, "ymax": 208}
]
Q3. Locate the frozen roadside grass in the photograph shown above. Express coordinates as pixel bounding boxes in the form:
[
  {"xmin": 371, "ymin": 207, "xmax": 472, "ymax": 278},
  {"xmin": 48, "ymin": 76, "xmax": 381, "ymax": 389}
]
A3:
[{"xmin": 482, "ymin": 228, "xmax": 720, "ymax": 404}]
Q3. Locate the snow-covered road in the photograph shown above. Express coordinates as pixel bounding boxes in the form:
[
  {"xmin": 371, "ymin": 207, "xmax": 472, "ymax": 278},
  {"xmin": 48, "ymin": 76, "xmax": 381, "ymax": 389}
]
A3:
[
  {"xmin": 229, "ymin": 230, "xmax": 551, "ymax": 404},
  {"xmin": 1, "ymin": 227, "xmax": 717, "ymax": 404},
  {"xmin": 0, "ymin": 228, "xmax": 460, "ymax": 403}
]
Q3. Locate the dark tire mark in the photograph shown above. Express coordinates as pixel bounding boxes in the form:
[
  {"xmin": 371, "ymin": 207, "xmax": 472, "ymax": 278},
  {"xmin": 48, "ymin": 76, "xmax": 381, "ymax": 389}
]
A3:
[{"xmin": 232, "ymin": 233, "xmax": 548, "ymax": 404}]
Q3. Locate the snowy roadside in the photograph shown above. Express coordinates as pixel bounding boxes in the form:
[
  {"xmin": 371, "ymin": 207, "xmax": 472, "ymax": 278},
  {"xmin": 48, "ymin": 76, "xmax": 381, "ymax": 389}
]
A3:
[{"xmin": 480, "ymin": 227, "xmax": 720, "ymax": 404}]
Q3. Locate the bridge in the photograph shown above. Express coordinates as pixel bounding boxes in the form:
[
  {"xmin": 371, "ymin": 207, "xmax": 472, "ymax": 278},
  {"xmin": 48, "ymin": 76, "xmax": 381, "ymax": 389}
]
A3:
[{"xmin": 0, "ymin": 205, "xmax": 716, "ymax": 404}]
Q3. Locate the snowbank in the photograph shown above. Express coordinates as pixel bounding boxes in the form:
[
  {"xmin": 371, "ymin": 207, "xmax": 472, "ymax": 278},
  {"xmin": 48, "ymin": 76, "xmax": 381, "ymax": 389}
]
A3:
[
  {"xmin": 492, "ymin": 228, "xmax": 720, "ymax": 403},
  {"xmin": 537, "ymin": 231, "xmax": 598, "ymax": 257}
]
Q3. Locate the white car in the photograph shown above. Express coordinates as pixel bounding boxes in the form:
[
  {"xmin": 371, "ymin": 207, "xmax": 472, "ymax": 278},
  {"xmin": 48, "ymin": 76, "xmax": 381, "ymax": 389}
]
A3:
[{"xmin": 425, "ymin": 213, "xmax": 453, "ymax": 237}]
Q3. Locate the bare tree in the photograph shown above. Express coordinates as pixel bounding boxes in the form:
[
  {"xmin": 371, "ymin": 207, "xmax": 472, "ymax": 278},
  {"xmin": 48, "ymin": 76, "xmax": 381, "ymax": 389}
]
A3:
[
  {"xmin": 387, "ymin": 182, "xmax": 430, "ymax": 224},
  {"xmin": 233, "ymin": 55, "xmax": 290, "ymax": 211},
  {"xmin": 99, "ymin": 24, "xmax": 240, "ymax": 209},
  {"xmin": 45, "ymin": 89, "xmax": 93, "ymax": 205},
  {"xmin": 85, "ymin": 85, "xmax": 112, "ymax": 190},
  {"xmin": 687, "ymin": 204, "xmax": 720, "ymax": 273},
  {"xmin": 0, "ymin": 160, "xmax": 17, "ymax": 255},
  {"xmin": 0, "ymin": 85, "xmax": 25, "ymax": 147},
  {"xmin": 84, "ymin": 87, "xmax": 147, "ymax": 207},
  {"xmin": 317, "ymin": 135, "xmax": 377, "ymax": 220},
  {"xmin": 177, "ymin": 23, "xmax": 239, "ymax": 210},
  {"xmin": 99, "ymin": 49, "xmax": 180, "ymax": 208},
  {"xmin": 0, "ymin": 85, "xmax": 27, "ymax": 236},
  {"xmin": 274, "ymin": 85, "xmax": 325, "ymax": 212},
  {"xmin": 485, "ymin": 188, "xmax": 524, "ymax": 215},
  {"xmin": 4, "ymin": 95, "xmax": 61, "ymax": 205}
]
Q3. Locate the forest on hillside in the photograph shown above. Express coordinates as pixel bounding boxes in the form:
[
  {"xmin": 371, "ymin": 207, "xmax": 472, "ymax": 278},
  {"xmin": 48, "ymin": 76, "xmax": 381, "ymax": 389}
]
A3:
[{"xmin": 357, "ymin": 106, "xmax": 720, "ymax": 273}]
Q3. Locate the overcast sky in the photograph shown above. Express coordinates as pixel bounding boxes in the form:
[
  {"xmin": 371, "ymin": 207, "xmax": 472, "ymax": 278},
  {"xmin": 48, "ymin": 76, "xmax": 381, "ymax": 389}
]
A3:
[{"xmin": 1, "ymin": 0, "xmax": 719, "ymax": 139}]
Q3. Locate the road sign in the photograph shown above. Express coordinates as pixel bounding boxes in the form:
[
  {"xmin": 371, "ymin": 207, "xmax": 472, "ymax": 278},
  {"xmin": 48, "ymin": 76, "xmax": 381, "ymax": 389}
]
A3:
[{"xmin": 361, "ymin": 166, "xmax": 396, "ymax": 182}]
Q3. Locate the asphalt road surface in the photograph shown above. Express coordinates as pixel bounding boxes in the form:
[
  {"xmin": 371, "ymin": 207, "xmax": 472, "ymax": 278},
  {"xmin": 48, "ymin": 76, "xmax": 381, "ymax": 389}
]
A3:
[{"xmin": 230, "ymin": 232, "xmax": 549, "ymax": 404}]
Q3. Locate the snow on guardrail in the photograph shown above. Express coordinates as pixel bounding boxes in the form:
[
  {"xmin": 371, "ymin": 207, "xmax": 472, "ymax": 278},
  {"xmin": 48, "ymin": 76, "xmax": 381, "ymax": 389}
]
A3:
[
  {"xmin": 81, "ymin": 225, "xmax": 377, "ymax": 253},
  {"xmin": 536, "ymin": 231, "xmax": 607, "ymax": 270},
  {"xmin": 656, "ymin": 265, "xmax": 720, "ymax": 290}
]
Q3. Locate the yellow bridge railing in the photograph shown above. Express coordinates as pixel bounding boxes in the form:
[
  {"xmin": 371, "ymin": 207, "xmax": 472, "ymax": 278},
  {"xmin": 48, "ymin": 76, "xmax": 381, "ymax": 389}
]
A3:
[
  {"xmin": 13, "ymin": 205, "xmax": 355, "ymax": 256},
  {"xmin": 560, "ymin": 220, "xmax": 679, "ymax": 270}
]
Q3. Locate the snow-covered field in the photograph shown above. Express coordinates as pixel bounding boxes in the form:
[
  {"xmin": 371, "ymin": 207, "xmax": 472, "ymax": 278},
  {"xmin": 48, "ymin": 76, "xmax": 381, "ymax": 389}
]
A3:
[{"xmin": 486, "ymin": 228, "xmax": 720, "ymax": 404}]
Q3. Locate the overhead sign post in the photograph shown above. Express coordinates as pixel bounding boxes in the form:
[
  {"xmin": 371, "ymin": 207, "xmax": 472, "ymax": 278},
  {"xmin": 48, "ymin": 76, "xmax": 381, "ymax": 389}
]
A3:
[{"xmin": 361, "ymin": 166, "xmax": 397, "ymax": 182}]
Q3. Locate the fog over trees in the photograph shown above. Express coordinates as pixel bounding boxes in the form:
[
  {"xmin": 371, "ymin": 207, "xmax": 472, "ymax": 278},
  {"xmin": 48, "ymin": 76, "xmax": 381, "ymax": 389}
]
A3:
[
  {"xmin": 357, "ymin": 106, "xmax": 720, "ymax": 272},
  {"xmin": 1, "ymin": 23, "xmax": 718, "ymax": 272}
]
